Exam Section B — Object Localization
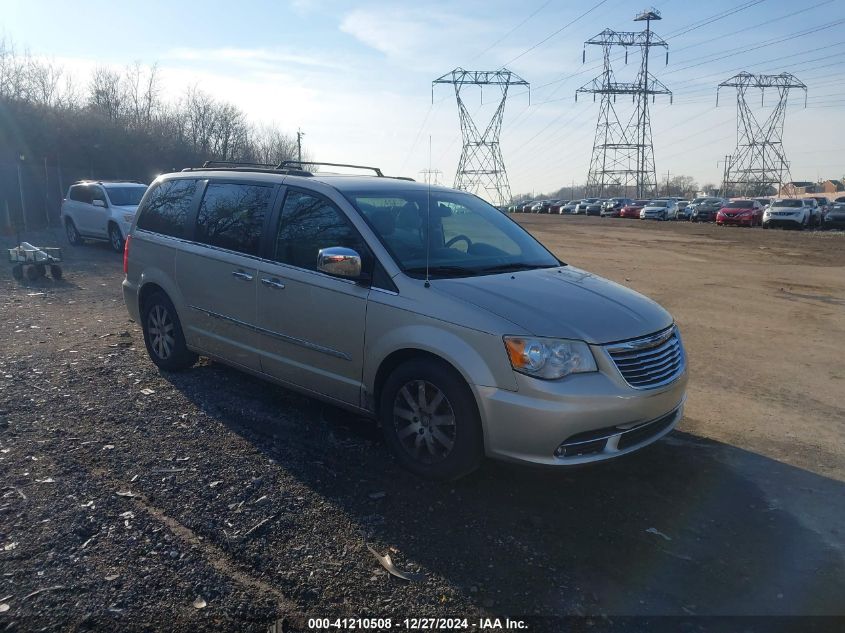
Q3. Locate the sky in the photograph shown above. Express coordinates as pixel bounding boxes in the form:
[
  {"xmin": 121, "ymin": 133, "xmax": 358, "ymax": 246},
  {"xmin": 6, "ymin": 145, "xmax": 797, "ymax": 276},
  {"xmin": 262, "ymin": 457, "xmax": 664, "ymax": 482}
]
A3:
[{"xmin": 2, "ymin": 0, "xmax": 843, "ymax": 198}]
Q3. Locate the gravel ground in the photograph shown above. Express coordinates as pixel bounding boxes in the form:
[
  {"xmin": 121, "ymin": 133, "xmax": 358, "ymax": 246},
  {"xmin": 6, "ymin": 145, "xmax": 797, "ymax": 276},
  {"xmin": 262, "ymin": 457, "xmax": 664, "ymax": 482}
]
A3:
[{"xmin": 1, "ymin": 221, "xmax": 844, "ymax": 632}]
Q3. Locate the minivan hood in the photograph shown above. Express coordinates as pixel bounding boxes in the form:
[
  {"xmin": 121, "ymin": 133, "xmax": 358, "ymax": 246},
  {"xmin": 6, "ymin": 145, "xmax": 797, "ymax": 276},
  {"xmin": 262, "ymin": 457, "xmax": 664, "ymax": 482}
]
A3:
[{"xmin": 435, "ymin": 266, "xmax": 672, "ymax": 344}]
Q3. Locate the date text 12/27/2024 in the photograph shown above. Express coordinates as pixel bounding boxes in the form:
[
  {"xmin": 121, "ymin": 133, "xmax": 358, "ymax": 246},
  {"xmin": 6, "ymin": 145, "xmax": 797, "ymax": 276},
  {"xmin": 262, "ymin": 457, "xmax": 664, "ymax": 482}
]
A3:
[{"xmin": 303, "ymin": 617, "xmax": 528, "ymax": 630}]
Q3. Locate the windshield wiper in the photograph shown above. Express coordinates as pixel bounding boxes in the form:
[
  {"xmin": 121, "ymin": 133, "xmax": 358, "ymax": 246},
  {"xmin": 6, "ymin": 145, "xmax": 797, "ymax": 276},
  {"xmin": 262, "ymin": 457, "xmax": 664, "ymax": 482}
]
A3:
[
  {"xmin": 477, "ymin": 263, "xmax": 557, "ymax": 273},
  {"xmin": 404, "ymin": 265, "xmax": 479, "ymax": 278}
]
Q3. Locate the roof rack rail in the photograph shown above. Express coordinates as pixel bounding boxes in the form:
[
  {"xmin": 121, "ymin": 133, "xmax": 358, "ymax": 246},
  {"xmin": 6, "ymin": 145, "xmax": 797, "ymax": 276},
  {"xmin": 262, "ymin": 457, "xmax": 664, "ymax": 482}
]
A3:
[
  {"xmin": 181, "ymin": 162, "xmax": 313, "ymax": 177},
  {"xmin": 201, "ymin": 160, "xmax": 278, "ymax": 169},
  {"xmin": 72, "ymin": 179, "xmax": 147, "ymax": 185},
  {"xmin": 278, "ymin": 160, "xmax": 384, "ymax": 177}
]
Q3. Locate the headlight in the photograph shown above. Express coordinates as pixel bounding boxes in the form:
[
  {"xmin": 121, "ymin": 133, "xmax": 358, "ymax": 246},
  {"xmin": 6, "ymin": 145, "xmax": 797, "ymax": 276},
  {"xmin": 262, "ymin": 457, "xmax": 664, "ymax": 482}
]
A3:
[
  {"xmin": 122, "ymin": 213, "xmax": 135, "ymax": 223},
  {"xmin": 504, "ymin": 336, "xmax": 597, "ymax": 380}
]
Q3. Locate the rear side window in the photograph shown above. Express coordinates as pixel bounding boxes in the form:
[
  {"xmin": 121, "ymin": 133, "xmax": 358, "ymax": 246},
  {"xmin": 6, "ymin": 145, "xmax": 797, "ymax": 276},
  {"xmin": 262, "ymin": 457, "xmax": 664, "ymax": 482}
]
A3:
[
  {"xmin": 136, "ymin": 179, "xmax": 198, "ymax": 238},
  {"xmin": 195, "ymin": 182, "xmax": 273, "ymax": 256},
  {"xmin": 273, "ymin": 190, "xmax": 364, "ymax": 271},
  {"xmin": 69, "ymin": 185, "xmax": 92, "ymax": 204}
]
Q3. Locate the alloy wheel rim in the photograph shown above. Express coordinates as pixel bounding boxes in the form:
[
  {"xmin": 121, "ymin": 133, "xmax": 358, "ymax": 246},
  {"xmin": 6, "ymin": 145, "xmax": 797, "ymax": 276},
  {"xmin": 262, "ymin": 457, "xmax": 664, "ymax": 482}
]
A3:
[
  {"xmin": 148, "ymin": 304, "xmax": 175, "ymax": 360},
  {"xmin": 67, "ymin": 223, "xmax": 76, "ymax": 241},
  {"xmin": 392, "ymin": 380, "xmax": 457, "ymax": 464},
  {"xmin": 111, "ymin": 227, "xmax": 121, "ymax": 250}
]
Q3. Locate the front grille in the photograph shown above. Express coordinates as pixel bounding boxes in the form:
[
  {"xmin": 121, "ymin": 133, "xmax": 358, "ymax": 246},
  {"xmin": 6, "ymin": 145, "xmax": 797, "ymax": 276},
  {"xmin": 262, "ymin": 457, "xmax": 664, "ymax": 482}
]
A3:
[{"xmin": 606, "ymin": 327, "xmax": 685, "ymax": 389}]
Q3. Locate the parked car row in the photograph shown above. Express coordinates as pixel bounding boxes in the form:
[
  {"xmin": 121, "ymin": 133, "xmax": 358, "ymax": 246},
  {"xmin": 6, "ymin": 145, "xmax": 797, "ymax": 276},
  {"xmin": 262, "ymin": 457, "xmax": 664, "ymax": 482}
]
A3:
[{"xmin": 507, "ymin": 194, "xmax": 844, "ymax": 230}]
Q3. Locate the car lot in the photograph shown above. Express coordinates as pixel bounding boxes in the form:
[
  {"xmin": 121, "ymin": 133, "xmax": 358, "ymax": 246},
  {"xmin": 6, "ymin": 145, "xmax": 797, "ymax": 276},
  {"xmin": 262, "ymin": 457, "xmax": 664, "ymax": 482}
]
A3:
[{"xmin": 1, "ymin": 219, "xmax": 844, "ymax": 631}]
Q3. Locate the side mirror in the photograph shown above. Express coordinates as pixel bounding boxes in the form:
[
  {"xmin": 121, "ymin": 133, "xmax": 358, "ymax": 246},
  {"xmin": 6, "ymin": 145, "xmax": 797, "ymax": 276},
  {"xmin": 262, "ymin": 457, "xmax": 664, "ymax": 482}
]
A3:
[
  {"xmin": 317, "ymin": 247, "xmax": 364, "ymax": 280},
  {"xmin": 92, "ymin": 199, "xmax": 107, "ymax": 208}
]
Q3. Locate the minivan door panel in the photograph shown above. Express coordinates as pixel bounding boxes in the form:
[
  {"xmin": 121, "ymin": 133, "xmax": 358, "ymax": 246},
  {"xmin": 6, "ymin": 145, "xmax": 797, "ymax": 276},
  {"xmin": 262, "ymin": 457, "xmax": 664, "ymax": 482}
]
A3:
[
  {"xmin": 176, "ymin": 246, "xmax": 262, "ymax": 370},
  {"xmin": 255, "ymin": 264, "xmax": 369, "ymax": 406}
]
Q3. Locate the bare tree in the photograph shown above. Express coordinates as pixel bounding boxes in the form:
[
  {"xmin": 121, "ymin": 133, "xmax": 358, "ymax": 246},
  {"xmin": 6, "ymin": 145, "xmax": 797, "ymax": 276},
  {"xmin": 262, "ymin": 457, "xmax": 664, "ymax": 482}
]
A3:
[
  {"xmin": 669, "ymin": 175, "xmax": 698, "ymax": 198},
  {"xmin": 251, "ymin": 124, "xmax": 298, "ymax": 165},
  {"xmin": 88, "ymin": 66, "xmax": 125, "ymax": 121},
  {"xmin": 26, "ymin": 58, "xmax": 63, "ymax": 107},
  {"xmin": 124, "ymin": 62, "xmax": 160, "ymax": 130}
]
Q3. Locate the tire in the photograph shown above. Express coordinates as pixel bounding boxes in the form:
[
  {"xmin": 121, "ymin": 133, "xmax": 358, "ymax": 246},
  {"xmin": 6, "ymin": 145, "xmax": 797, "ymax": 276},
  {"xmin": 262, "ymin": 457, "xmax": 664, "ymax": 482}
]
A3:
[
  {"xmin": 140, "ymin": 291, "xmax": 197, "ymax": 371},
  {"xmin": 12, "ymin": 264, "xmax": 23, "ymax": 281},
  {"xmin": 49, "ymin": 265, "xmax": 63, "ymax": 279},
  {"xmin": 24, "ymin": 265, "xmax": 40, "ymax": 281},
  {"xmin": 379, "ymin": 358, "xmax": 483, "ymax": 480},
  {"xmin": 108, "ymin": 223, "xmax": 124, "ymax": 253},
  {"xmin": 65, "ymin": 218, "xmax": 83, "ymax": 246}
]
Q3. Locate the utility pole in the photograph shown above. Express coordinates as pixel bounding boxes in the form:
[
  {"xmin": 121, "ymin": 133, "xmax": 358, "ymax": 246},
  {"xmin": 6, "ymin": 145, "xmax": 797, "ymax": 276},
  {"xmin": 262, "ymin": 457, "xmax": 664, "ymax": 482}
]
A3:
[
  {"xmin": 17, "ymin": 153, "xmax": 27, "ymax": 233},
  {"xmin": 44, "ymin": 156, "xmax": 51, "ymax": 228},
  {"xmin": 577, "ymin": 8, "xmax": 671, "ymax": 199},
  {"xmin": 433, "ymin": 68, "xmax": 529, "ymax": 207},
  {"xmin": 718, "ymin": 155, "xmax": 732, "ymax": 197},
  {"xmin": 296, "ymin": 128, "xmax": 304, "ymax": 165},
  {"xmin": 665, "ymin": 170, "xmax": 670, "ymax": 196},
  {"xmin": 717, "ymin": 72, "xmax": 806, "ymax": 198}
]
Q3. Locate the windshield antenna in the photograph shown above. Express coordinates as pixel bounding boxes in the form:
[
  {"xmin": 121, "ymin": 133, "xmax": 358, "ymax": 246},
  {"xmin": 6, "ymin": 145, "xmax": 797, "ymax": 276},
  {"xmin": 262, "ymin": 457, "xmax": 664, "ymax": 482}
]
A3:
[{"xmin": 424, "ymin": 134, "xmax": 432, "ymax": 288}]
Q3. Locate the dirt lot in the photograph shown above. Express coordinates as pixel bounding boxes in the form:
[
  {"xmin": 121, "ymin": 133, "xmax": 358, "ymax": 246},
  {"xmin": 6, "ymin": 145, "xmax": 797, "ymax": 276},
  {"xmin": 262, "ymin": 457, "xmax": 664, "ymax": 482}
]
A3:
[{"xmin": 1, "ymin": 217, "xmax": 844, "ymax": 632}]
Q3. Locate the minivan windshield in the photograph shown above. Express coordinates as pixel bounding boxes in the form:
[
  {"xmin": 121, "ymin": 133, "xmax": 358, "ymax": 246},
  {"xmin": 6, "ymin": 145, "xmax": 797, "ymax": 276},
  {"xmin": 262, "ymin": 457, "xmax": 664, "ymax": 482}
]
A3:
[
  {"xmin": 346, "ymin": 190, "xmax": 560, "ymax": 278},
  {"xmin": 105, "ymin": 186, "xmax": 147, "ymax": 206}
]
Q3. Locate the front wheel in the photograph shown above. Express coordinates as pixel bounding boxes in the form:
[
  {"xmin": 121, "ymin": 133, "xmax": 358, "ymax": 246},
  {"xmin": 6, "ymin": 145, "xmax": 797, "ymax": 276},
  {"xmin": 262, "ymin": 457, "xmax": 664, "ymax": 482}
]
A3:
[
  {"xmin": 141, "ymin": 291, "xmax": 197, "ymax": 371},
  {"xmin": 379, "ymin": 358, "xmax": 483, "ymax": 480}
]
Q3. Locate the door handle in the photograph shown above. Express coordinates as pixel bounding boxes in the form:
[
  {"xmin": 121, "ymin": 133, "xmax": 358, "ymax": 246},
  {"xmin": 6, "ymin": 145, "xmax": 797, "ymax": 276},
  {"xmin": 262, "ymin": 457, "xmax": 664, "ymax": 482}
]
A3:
[
  {"xmin": 260, "ymin": 277, "xmax": 285, "ymax": 289},
  {"xmin": 231, "ymin": 270, "xmax": 254, "ymax": 281}
]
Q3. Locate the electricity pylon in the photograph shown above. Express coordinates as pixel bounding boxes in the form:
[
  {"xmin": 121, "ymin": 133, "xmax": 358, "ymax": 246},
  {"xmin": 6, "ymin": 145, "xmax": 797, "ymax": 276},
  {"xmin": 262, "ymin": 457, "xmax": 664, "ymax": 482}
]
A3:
[
  {"xmin": 418, "ymin": 169, "xmax": 443, "ymax": 185},
  {"xmin": 433, "ymin": 68, "xmax": 529, "ymax": 206},
  {"xmin": 717, "ymin": 72, "xmax": 807, "ymax": 198},
  {"xmin": 577, "ymin": 9, "xmax": 671, "ymax": 199}
]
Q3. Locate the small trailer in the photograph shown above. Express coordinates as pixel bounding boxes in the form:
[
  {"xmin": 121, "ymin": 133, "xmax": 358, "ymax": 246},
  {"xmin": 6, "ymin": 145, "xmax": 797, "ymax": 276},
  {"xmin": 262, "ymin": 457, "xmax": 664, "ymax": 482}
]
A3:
[{"xmin": 8, "ymin": 242, "xmax": 63, "ymax": 281}]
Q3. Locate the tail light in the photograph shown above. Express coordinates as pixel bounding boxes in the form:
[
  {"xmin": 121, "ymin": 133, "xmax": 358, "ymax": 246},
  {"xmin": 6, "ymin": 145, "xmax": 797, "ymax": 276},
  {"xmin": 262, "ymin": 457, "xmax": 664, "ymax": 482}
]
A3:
[{"xmin": 123, "ymin": 234, "xmax": 131, "ymax": 274}]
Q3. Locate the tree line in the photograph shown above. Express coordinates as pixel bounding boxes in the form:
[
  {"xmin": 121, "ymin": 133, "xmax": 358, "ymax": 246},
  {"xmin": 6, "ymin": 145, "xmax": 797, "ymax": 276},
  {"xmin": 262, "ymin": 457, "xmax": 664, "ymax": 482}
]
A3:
[{"xmin": 0, "ymin": 38, "xmax": 302, "ymax": 185}]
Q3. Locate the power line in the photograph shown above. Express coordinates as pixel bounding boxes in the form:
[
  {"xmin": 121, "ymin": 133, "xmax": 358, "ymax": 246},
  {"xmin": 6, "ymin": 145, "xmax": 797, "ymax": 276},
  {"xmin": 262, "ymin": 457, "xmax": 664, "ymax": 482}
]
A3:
[
  {"xmin": 471, "ymin": 0, "xmax": 555, "ymax": 62},
  {"xmin": 664, "ymin": 17, "xmax": 845, "ymax": 75},
  {"xmin": 670, "ymin": 0, "xmax": 833, "ymax": 54},
  {"xmin": 501, "ymin": 0, "xmax": 611, "ymax": 67}
]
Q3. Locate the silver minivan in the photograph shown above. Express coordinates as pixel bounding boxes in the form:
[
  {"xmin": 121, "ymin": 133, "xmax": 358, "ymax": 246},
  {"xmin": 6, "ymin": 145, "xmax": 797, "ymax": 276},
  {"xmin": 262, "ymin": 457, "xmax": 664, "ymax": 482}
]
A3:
[{"xmin": 123, "ymin": 163, "xmax": 687, "ymax": 480}]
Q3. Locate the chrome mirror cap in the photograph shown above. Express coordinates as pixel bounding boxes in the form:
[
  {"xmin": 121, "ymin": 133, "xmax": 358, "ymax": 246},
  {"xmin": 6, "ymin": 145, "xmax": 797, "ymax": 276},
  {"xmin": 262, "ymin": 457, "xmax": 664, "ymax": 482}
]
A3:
[{"xmin": 317, "ymin": 247, "xmax": 362, "ymax": 279}]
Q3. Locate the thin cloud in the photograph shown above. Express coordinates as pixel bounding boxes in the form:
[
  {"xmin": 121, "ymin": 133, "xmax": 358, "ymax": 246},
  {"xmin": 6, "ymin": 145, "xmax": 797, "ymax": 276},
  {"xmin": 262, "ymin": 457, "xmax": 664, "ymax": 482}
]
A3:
[{"xmin": 164, "ymin": 47, "xmax": 345, "ymax": 71}]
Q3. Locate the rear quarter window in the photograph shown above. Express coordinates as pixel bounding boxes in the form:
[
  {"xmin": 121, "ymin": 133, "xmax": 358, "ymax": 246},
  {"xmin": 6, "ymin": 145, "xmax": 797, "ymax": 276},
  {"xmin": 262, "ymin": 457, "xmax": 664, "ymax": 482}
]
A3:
[
  {"xmin": 135, "ymin": 179, "xmax": 199, "ymax": 238},
  {"xmin": 68, "ymin": 185, "xmax": 92, "ymax": 204}
]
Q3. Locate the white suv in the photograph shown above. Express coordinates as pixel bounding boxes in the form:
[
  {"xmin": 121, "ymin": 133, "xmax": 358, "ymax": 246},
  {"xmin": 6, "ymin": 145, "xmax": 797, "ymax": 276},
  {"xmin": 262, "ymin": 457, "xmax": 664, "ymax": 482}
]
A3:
[
  {"xmin": 763, "ymin": 199, "xmax": 810, "ymax": 229},
  {"xmin": 61, "ymin": 181, "xmax": 148, "ymax": 252}
]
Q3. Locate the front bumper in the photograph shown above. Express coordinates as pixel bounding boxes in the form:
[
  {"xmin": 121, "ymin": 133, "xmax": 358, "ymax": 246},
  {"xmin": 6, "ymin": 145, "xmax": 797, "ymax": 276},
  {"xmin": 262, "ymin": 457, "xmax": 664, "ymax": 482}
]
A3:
[
  {"xmin": 717, "ymin": 215, "xmax": 753, "ymax": 225},
  {"xmin": 763, "ymin": 214, "xmax": 802, "ymax": 228},
  {"xmin": 475, "ymin": 360, "xmax": 688, "ymax": 466}
]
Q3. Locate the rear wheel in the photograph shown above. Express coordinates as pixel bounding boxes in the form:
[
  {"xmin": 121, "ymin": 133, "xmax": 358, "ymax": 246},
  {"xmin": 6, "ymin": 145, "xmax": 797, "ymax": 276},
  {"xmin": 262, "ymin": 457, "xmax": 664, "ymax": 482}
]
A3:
[
  {"xmin": 108, "ymin": 223, "xmax": 124, "ymax": 253},
  {"xmin": 141, "ymin": 291, "xmax": 197, "ymax": 371},
  {"xmin": 379, "ymin": 358, "xmax": 483, "ymax": 480},
  {"xmin": 65, "ymin": 219, "xmax": 83, "ymax": 246}
]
